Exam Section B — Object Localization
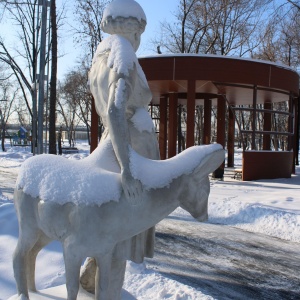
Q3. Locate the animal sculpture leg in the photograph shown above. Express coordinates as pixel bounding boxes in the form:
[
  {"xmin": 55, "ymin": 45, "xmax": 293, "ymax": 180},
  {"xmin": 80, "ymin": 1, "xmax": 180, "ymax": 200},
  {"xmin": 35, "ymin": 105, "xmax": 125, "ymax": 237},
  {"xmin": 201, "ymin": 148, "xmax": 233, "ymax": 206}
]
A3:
[
  {"xmin": 63, "ymin": 244, "xmax": 82, "ymax": 300},
  {"xmin": 27, "ymin": 234, "xmax": 51, "ymax": 291},
  {"xmin": 95, "ymin": 253, "xmax": 112, "ymax": 300},
  {"xmin": 80, "ymin": 257, "xmax": 126, "ymax": 299},
  {"xmin": 13, "ymin": 234, "xmax": 39, "ymax": 298},
  {"xmin": 109, "ymin": 258, "xmax": 127, "ymax": 300}
]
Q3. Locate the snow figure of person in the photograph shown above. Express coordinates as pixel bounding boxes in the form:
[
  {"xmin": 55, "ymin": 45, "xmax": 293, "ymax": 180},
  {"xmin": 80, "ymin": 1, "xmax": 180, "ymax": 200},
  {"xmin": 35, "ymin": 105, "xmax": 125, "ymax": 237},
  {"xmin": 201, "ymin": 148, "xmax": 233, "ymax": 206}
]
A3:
[{"xmin": 80, "ymin": 0, "xmax": 160, "ymax": 296}]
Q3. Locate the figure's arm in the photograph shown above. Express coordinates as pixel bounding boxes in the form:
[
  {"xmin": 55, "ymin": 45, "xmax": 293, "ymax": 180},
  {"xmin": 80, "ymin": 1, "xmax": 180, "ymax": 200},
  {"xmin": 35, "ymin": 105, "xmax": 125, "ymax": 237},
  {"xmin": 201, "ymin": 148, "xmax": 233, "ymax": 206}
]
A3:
[{"xmin": 107, "ymin": 66, "xmax": 143, "ymax": 204}]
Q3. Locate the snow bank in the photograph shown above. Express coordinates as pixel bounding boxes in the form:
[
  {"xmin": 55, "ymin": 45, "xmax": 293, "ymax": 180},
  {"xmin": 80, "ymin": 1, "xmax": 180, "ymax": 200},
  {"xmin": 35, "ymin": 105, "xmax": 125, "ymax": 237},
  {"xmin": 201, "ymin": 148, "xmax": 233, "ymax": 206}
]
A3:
[
  {"xmin": 209, "ymin": 200, "xmax": 300, "ymax": 243},
  {"xmin": 124, "ymin": 262, "xmax": 213, "ymax": 300}
]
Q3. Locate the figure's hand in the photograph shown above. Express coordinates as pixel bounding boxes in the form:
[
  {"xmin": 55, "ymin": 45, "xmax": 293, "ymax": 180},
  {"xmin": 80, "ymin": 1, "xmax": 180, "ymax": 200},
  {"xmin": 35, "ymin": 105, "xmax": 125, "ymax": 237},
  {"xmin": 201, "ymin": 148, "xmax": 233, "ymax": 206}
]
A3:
[{"xmin": 121, "ymin": 168, "xmax": 143, "ymax": 205}]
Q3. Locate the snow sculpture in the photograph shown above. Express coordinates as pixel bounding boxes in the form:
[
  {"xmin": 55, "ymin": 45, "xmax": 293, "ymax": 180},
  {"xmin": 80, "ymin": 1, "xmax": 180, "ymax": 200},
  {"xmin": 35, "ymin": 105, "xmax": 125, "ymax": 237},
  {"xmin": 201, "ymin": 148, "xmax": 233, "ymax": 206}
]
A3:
[{"xmin": 12, "ymin": 1, "xmax": 225, "ymax": 299}]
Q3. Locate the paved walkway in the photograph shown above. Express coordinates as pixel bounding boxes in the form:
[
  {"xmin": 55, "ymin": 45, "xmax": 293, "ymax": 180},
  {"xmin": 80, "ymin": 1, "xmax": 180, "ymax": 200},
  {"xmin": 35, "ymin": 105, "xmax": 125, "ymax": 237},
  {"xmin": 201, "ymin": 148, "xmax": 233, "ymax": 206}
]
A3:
[
  {"xmin": 148, "ymin": 219, "xmax": 300, "ymax": 300},
  {"xmin": 0, "ymin": 166, "xmax": 18, "ymax": 199}
]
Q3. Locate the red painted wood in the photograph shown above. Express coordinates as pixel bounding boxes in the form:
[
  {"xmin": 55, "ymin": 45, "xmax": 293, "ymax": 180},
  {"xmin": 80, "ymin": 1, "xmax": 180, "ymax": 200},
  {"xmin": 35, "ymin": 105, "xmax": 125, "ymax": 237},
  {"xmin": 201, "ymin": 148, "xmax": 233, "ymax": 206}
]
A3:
[{"xmin": 242, "ymin": 151, "xmax": 293, "ymax": 180}]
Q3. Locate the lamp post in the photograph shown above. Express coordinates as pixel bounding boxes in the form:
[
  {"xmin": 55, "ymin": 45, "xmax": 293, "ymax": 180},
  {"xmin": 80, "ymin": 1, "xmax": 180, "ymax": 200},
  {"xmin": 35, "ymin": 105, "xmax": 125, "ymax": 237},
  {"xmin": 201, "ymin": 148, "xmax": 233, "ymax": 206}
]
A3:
[{"xmin": 36, "ymin": 0, "xmax": 50, "ymax": 155}]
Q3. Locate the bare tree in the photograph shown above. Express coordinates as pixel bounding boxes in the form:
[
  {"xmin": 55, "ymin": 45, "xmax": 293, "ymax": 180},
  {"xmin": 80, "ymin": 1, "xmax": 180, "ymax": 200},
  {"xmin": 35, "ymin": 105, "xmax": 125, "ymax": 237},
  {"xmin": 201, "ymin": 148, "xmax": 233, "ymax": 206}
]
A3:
[
  {"xmin": 154, "ymin": 0, "xmax": 269, "ymax": 56},
  {"xmin": 206, "ymin": 0, "xmax": 269, "ymax": 56},
  {"xmin": 286, "ymin": 0, "xmax": 300, "ymax": 10},
  {"xmin": 56, "ymin": 77, "xmax": 81, "ymax": 147},
  {"xmin": 0, "ymin": 0, "xmax": 41, "ymax": 118},
  {"xmin": 60, "ymin": 63, "xmax": 93, "ymax": 144},
  {"xmin": 0, "ymin": 79, "xmax": 18, "ymax": 151},
  {"xmin": 73, "ymin": 0, "xmax": 110, "ymax": 61},
  {"xmin": 0, "ymin": 0, "xmax": 66, "ymax": 154},
  {"xmin": 254, "ymin": 4, "xmax": 300, "ymax": 70}
]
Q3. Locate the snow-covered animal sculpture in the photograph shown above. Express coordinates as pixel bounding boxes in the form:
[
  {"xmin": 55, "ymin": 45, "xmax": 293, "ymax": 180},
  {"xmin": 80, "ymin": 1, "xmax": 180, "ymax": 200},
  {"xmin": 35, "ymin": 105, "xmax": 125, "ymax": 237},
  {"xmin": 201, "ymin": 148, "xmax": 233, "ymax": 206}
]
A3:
[{"xmin": 12, "ymin": 143, "xmax": 224, "ymax": 300}]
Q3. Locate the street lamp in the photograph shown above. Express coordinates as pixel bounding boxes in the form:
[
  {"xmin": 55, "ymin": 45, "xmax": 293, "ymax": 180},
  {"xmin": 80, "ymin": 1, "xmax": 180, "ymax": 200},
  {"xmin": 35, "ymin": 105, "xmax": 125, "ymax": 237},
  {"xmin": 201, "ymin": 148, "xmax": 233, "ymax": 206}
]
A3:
[{"xmin": 36, "ymin": 0, "xmax": 50, "ymax": 155}]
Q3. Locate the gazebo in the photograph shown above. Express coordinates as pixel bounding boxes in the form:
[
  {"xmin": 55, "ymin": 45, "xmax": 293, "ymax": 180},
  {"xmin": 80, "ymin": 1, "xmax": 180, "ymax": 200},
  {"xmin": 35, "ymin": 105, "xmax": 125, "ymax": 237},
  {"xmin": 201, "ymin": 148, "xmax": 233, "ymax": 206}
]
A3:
[
  {"xmin": 90, "ymin": 54, "xmax": 299, "ymax": 181},
  {"xmin": 138, "ymin": 54, "xmax": 299, "ymax": 180}
]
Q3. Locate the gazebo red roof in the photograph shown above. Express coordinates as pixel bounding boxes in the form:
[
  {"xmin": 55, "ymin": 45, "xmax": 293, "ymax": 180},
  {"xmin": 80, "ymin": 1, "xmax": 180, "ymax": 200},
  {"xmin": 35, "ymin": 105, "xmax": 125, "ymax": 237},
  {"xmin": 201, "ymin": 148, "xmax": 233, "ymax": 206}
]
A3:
[{"xmin": 139, "ymin": 54, "xmax": 299, "ymax": 106}]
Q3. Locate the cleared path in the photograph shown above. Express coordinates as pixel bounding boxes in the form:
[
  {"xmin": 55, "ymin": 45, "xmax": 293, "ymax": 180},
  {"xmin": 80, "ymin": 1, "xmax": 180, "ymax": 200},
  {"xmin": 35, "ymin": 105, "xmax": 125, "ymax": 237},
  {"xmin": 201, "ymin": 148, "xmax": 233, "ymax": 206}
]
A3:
[
  {"xmin": 0, "ymin": 166, "xmax": 18, "ymax": 199},
  {"xmin": 147, "ymin": 218, "xmax": 300, "ymax": 300}
]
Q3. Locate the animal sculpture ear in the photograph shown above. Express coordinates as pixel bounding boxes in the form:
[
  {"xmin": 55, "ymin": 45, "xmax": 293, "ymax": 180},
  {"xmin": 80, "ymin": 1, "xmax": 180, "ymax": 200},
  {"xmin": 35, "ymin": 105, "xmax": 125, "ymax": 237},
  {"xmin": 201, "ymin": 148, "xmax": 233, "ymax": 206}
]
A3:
[{"xmin": 194, "ymin": 147, "xmax": 225, "ymax": 179}]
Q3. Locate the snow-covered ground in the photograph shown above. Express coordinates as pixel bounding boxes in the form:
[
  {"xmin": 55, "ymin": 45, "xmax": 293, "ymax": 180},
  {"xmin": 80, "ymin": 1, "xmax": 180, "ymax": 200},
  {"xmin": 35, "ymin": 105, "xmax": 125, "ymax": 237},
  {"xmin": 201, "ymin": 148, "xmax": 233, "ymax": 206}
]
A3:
[{"xmin": 0, "ymin": 141, "xmax": 299, "ymax": 300}]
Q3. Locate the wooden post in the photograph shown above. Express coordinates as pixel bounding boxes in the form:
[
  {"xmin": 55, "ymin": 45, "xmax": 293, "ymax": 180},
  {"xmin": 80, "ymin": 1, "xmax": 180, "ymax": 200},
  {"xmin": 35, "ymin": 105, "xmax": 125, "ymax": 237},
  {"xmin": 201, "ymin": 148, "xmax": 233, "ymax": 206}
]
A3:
[
  {"xmin": 251, "ymin": 85, "xmax": 257, "ymax": 150},
  {"xmin": 288, "ymin": 94, "xmax": 294, "ymax": 152},
  {"xmin": 203, "ymin": 98, "xmax": 211, "ymax": 145},
  {"xmin": 228, "ymin": 106, "xmax": 235, "ymax": 167},
  {"xmin": 213, "ymin": 95, "xmax": 226, "ymax": 178},
  {"xmin": 186, "ymin": 80, "xmax": 196, "ymax": 148},
  {"xmin": 295, "ymin": 96, "xmax": 300, "ymax": 166},
  {"xmin": 217, "ymin": 95, "xmax": 226, "ymax": 147},
  {"xmin": 159, "ymin": 96, "xmax": 168, "ymax": 160},
  {"xmin": 263, "ymin": 102, "xmax": 272, "ymax": 150},
  {"xmin": 168, "ymin": 93, "xmax": 178, "ymax": 158}
]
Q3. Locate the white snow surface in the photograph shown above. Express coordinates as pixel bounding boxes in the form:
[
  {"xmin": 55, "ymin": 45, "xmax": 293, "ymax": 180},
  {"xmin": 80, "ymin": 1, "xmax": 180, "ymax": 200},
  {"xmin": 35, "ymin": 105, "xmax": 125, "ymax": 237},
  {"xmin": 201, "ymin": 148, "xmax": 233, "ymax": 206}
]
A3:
[
  {"xmin": 130, "ymin": 144, "xmax": 222, "ymax": 190},
  {"xmin": 130, "ymin": 108, "xmax": 155, "ymax": 133},
  {"xmin": 93, "ymin": 35, "xmax": 137, "ymax": 76},
  {"xmin": 115, "ymin": 78, "xmax": 126, "ymax": 109},
  {"xmin": 102, "ymin": 0, "xmax": 147, "ymax": 22},
  {"xmin": 0, "ymin": 142, "xmax": 299, "ymax": 299},
  {"xmin": 16, "ymin": 153, "xmax": 122, "ymax": 205},
  {"xmin": 92, "ymin": 34, "xmax": 149, "ymax": 86},
  {"xmin": 15, "ymin": 140, "xmax": 221, "ymax": 205}
]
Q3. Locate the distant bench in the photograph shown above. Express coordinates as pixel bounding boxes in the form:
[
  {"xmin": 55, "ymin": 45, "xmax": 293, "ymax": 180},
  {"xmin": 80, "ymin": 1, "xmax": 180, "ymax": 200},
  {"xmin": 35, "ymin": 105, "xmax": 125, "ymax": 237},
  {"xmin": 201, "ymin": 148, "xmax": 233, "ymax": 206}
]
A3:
[
  {"xmin": 61, "ymin": 147, "xmax": 79, "ymax": 154},
  {"xmin": 233, "ymin": 169, "xmax": 242, "ymax": 180}
]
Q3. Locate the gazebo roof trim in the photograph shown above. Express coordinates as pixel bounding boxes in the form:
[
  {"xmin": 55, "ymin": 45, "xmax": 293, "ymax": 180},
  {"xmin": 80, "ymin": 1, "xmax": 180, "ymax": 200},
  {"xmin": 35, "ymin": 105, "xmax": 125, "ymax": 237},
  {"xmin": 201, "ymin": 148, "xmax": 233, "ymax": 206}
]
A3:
[{"xmin": 138, "ymin": 53, "xmax": 298, "ymax": 75}]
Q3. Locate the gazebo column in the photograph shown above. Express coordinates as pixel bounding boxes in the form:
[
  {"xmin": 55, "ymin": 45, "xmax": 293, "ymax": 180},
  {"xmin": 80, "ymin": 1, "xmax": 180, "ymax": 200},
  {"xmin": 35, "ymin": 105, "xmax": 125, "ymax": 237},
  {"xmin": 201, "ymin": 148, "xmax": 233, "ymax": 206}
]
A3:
[
  {"xmin": 90, "ymin": 95, "xmax": 99, "ymax": 153},
  {"xmin": 263, "ymin": 102, "xmax": 272, "ymax": 150},
  {"xmin": 288, "ymin": 95, "xmax": 294, "ymax": 152},
  {"xmin": 159, "ymin": 96, "xmax": 168, "ymax": 160},
  {"xmin": 168, "ymin": 93, "xmax": 178, "ymax": 158},
  {"xmin": 227, "ymin": 106, "xmax": 235, "ymax": 167},
  {"xmin": 295, "ymin": 96, "xmax": 300, "ymax": 166},
  {"xmin": 203, "ymin": 98, "xmax": 211, "ymax": 145},
  {"xmin": 186, "ymin": 80, "xmax": 196, "ymax": 148},
  {"xmin": 216, "ymin": 95, "xmax": 226, "ymax": 148},
  {"xmin": 214, "ymin": 95, "xmax": 226, "ymax": 178},
  {"xmin": 288, "ymin": 95, "xmax": 296, "ymax": 173},
  {"xmin": 251, "ymin": 85, "xmax": 257, "ymax": 150}
]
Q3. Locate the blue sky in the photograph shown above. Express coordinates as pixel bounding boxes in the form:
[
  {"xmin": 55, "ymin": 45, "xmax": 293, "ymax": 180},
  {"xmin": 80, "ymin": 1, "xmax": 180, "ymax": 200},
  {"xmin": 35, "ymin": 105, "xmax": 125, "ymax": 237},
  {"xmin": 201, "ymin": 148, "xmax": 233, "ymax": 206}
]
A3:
[
  {"xmin": 58, "ymin": 0, "xmax": 178, "ymax": 79},
  {"xmin": 136, "ymin": 0, "xmax": 177, "ymax": 53}
]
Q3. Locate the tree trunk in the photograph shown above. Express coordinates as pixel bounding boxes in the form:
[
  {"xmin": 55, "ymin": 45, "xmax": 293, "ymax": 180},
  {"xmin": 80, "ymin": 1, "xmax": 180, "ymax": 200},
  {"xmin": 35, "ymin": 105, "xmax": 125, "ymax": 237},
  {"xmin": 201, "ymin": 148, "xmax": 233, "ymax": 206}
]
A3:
[
  {"xmin": 1, "ymin": 124, "xmax": 5, "ymax": 152},
  {"xmin": 49, "ymin": 0, "xmax": 57, "ymax": 154}
]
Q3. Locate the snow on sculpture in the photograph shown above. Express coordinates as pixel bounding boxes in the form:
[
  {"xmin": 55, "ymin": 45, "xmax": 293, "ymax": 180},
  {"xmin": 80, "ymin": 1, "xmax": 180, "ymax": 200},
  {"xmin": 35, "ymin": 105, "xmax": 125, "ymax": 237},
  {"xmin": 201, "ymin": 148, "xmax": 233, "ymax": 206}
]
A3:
[{"xmin": 12, "ymin": 0, "xmax": 225, "ymax": 299}]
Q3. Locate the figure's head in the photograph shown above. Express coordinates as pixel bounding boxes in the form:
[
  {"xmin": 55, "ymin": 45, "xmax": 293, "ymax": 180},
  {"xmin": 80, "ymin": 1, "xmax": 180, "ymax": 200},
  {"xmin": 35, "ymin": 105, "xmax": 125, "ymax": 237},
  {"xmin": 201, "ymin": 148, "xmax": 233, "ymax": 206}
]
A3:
[{"xmin": 101, "ymin": 0, "xmax": 147, "ymax": 51}]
